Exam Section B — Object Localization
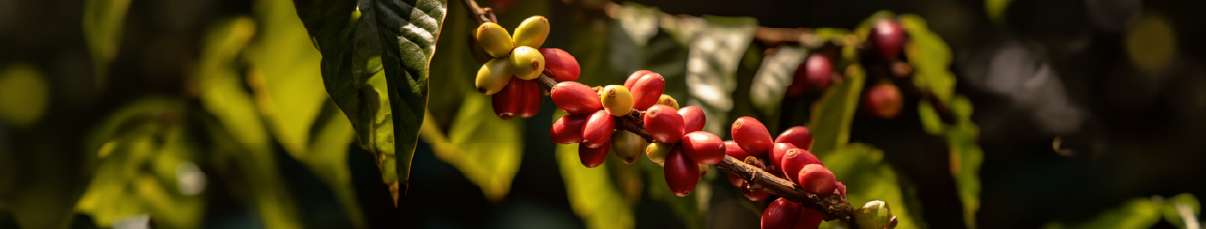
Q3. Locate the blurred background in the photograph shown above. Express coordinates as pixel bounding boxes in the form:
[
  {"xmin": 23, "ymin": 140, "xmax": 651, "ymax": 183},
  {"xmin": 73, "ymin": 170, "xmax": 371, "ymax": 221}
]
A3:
[{"xmin": 1, "ymin": 0, "xmax": 1205, "ymax": 228}]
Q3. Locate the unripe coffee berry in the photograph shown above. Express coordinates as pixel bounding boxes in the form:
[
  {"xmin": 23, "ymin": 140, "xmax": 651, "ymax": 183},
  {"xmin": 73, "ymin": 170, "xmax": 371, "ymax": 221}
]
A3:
[
  {"xmin": 578, "ymin": 142, "xmax": 610, "ymax": 168},
  {"xmin": 550, "ymin": 114, "xmax": 589, "ymax": 144},
  {"xmin": 475, "ymin": 57, "xmax": 513, "ymax": 95},
  {"xmin": 680, "ymin": 131, "xmax": 725, "ymax": 165},
  {"xmin": 539, "ymin": 48, "xmax": 580, "ymax": 81},
  {"xmin": 732, "ymin": 116, "xmax": 774, "ymax": 157},
  {"xmin": 797, "ymin": 164, "xmax": 836, "ymax": 197},
  {"xmin": 761, "ymin": 198, "xmax": 802, "ymax": 229},
  {"xmin": 774, "ymin": 126, "xmax": 813, "ymax": 151},
  {"xmin": 780, "ymin": 149, "xmax": 822, "ymax": 183},
  {"xmin": 643, "ymin": 105, "xmax": 686, "ymax": 143},
  {"xmin": 870, "ymin": 18, "xmax": 905, "ymax": 60},
  {"xmin": 601, "ymin": 85, "xmax": 634, "ymax": 116},
  {"xmin": 509, "ymin": 46, "xmax": 545, "ymax": 80},
  {"xmin": 475, "ymin": 22, "xmax": 514, "ymax": 57},
  {"xmin": 863, "ymin": 84, "xmax": 902, "ymax": 119},
  {"xmin": 611, "ymin": 130, "xmax": 647, "ymax": 164},
  {"xmin": 551, "ymin": 81, "xmax": 602, "ymax": 115},
  {"xmin": 645, "ymin": 143, "xmax": 674, "ymax": 166},
  {"xmin": 664, "ymin": 147, "xmax": 698, "ymax": 197},
  {"xmin": 657, "ymin": 94, "xmax": 680, "ymax": 110},
  {"xmin": 624, "ymin": 71, "xmax": 666, "ymax": 110},
  {"xmin": 582, "ymin": 110, "xmax": 615, "ymax": 148},
  {"xmin": 492, "ymin": 77, "xmax": 524, "ymax": 119},
  {"xmin": 516, "ymin": 79, "xmax": 542, "ymax": 118},
  {"xmin": 698, "ymin": 164, "xmax": 709, "ymax": 178},
  {"xmin": 770, "ymin": 143, "xmax": 798, "ymax": 172},
  {"xmin": 854, "ymin": 200, "xmax": 896, "ymax": 229},
  {"xmin": 512, "ymin": 16, "xmax": 550, "ymax": 49},
  {"xmin": 677, "ymin": 106, "xmax": 706, "ymax": 133}
]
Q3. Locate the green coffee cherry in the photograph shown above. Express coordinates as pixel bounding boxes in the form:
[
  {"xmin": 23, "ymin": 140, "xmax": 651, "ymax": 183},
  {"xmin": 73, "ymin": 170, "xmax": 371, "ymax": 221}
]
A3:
[
  {"xmin": 611, "ymin": 130, "xmax": 648, "ymax": 164},
  {"xmin": 646, "ymin": 143, "xmax": 674, "ymax": 166},
  {"xmin": 509, "ymin": 46, "xmax": 545, "ymax": 80},
  {"xmin": 512, "ymin": 16, "xmax": 550, "ymax": 48},
  {"xmin": 601, "ymin": 85, "xmax": 634, "ymax": 116},
  {"xmin": 854, "ymin": 200, "xmax": 898, "ymax": 229},
  {"xmin": 476, "ymin": 57, "xmax": 513, "ymax": 95},
  {"xmin": 476, "ymin": 22, "xmax": 514, "ymax": 57}
]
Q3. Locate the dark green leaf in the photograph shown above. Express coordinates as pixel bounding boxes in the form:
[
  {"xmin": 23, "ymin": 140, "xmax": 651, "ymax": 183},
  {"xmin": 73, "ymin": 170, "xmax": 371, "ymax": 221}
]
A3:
[
  {"xmin": 1041, "ymin": 197, "xmax": 1162, "ymax": 229},
  {"xmin": 807, "ymin": 65, "xmax": 865, "ymax": 155},
  {"xmin": 82, "ymin": 0, "xmax": 131, "ymax": 88},
  {"xmin": 816, "ymin": 144, "xmax": 920, "ymax": 229}
]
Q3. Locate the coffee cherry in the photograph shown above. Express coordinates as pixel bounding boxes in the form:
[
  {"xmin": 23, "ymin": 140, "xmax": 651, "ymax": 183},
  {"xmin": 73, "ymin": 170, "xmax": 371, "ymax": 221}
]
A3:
[
  {"xmin": 623, "ymin": 70, "xmax": 653, "ymax": 88},
  {"xmin": 698, "ymin": 164, "xmax": 709, "ymax": 178},
  {"xmin": 780, "ymin": 149, "xmax": 822, "ymax": 183},
  {"xmin": 785, "ymin": 83, "xmax": 808, "ymax": 99},
  {"xmin": 797, "ymin": 164, "xmax": 836, "ymax": 197},
  {"xmin": 732, "ymin": 116, "xmax": 773, "ymax": 157},
  {"xmin": 664, "ymin": 147, "xmax": 698, "ymax": 197},
  {"xmin": 539, "ymin": 48, "xmax": 580, "ymax": 81},
  {"xmin": 476, "ymin": 22, "xmax": 514, "ymax": 57},
  {"xmin": 657, "ymin": 94, "xmax": 680, "ymax": 110},
  {"xmin": 551, "ymin": 81, "xmax": 602, "ymax": 115},
  {"xmin": 835, "ymin": 181, "xmax": 847, "ymax": 200},
  {"xmin": 870, "ymin": 18, "xmax": 905, "ymax": 60},
  {"xmin": 645, "ymin": 143, "xmax": 674, "ymax": 166},
  {"xmin": 681, "ymin": 131, "xmax": 725, "ymax": 165},
  {"xmin": 727, "ymin": 173, "xmax": 744, "ymax": 187},
  {"xmin": 550, "ymin": 114, "xmax": 589, "ymax": 144},
  {"xmin": 796, "ymin": 208, "xmax": 824, "ymax": 229},
  {"xmin": 491, "ymin": 77, "xmax": 524, "ymax": 119},
  {"xmin": 601, "ymin": 85, "xmax": 634, "ymax": 116},
  {"xmin": 774, "ymin": 126, "xmax": 813, "ymax": 151},
  {"xmin": 611, "ymin": 130, "xmax": 647, "ymax": 164},
  {"xmin": 643, "ymin": 105, "xmax": 686, "ymax": 143},
  {"xmin": 516, "ymin": 79, "xmax": 542, "ymax": 118},
  {"xmin": 745, "ymin": 188, "xmax": 772, "ymax": 202},
  {"xmin": 802, "ymin": 54, "xmax": 832, "ymax": 90},
  {"xmin": 762, "ymin": 198, "xmax": 802, "ymax": 229},
  {"xmin": 509, "ymin": 46, "xmax": 545, "ymax": 80},
  {"xmin": 468, "ymin": 28, "xmax": 494, "ymax": 64},
  {"xmin": 512, "ymin": 16, "xmax": 550, "ymax": 49},
  {"xmin": 677, "ymin": 106, "xmax": 705, "ymax": 133},
  {"xmin": 582, "ymin": 110, "xmax": 615, "ymax": 148},
  {"xmin": 578, "ymin": 142, "xmax": 610, "ymax": 168},
  {"xmin": 724, "ymin": 140, "xmax": 751, "ymax": 160},
  {"xmin": 863, "ymin": 84, "xmax": 902, "ymax": 119},
  {"xmin": 476, "ymin": 57, "xmax": 513, "ymax": 95},
  {"xmin": 770, "ymin": 143, "xmax": 798, "ymax": 172},
  {"xmin": 854, "ymin": 200, "xmax": 896, "ymax": 229},
  {"xmin": 625, "ymin": 71, "xmax": 666, "ymax": 110}
]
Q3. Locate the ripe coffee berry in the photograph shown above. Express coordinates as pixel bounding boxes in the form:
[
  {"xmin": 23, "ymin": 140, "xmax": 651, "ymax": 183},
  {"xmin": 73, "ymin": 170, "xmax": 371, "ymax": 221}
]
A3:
[
  {"xmin": 611, "ymin": 130, "xmax": 647, "ymax": 164},
  {"xmin": 539, "ymin": 48, "xmax": 580, "ymax": 81},
  {"xmin": 624, "ymin": 71, "xmax": 666, "ymax": 110},
  {"xmin": 516, "ymin": 79, "xmax": 542, "ymax": 118},
  {"xmin": 664, "ymin": 147, "xmax": 698, "ymax": 197},
  {"xmin": 582, "ymin": 110, "xmax": 615, "ymax": 148},
  {"xmin": 677, "ymin": 106, "xmax": 706, "ymax": 133},
  {"xmin": 601, "ymin": 85, "xmax": 634, "ymax": 116},
  {"xmin": 774, "ymin": 126, "xmax": 813, "ymax": 151},
  {"xmin": 578, "ymin": 142, "xmax": 610, "ymax": 168},
  {"xmin": 657, "ymin": 94, "xmax": 680, "ymax": 110},
  {"xmin": 551, "ymin": 81, "xmax": 602, "ymax": 115},
  {"xmin": 643, "ymin": 105, "xmax": 686, "ymax": 143},
  {"xmin": 796, "ymin": 208, "xmax": 824, "ymax": 229},
  {"xmin": 800, "ymin": 54, "xmax": 833, "ymax": 90},
  {"xmin": 780, "ymin": 148, "xmax": 822, "ymax": 183},
  {"xmin": 770, "ymin": 143, "xmax": 798, "ymax": 172},
  {"xmin": 732, "ymin": 117, "xmax": 774, "ymax": 157},
  {"xmin": 623, "ymin": 70, "xmax": 652, "ymax": 89},
  {"xmin": 550, "ymin": 114, "xmax": 589, "ymax": 144},
  {"xmin": 797, "ymin": 164, "xmax": 836, "ymax": 197},
  {"xmin": 491, "ymin": 77, "xmax": 524, "ymax": 119},
  {"xmin": 724, "ymin": 140, "xmax": 752, "ymax": 163},
  {"xmin": 863, "ymin": 84, "xmax": 903, "ymax": 119},
  {"xmin": 870, "ymin": 18, "xmax": 905, "ymax": 60},
  {"xmin": 744, "ymin": 186, "xmax": 772, "ymax": 202},
  {"xmin": 645, "ymin": 143, "xmax": 674, "ymax": 166},
  {"xmin": 835, "ymin": 181, "xmax": 847, "ymax": 200},
  {"xmin": 762, "ymin": 198, "xmax": 802, "ymax": 229},
  {"xmin": 680, "ymin": 131, "xmax": 725, "ymax": 165}
]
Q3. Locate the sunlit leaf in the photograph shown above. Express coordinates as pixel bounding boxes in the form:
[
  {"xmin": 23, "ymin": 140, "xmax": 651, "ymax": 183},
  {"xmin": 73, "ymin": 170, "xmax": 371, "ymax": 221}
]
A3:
[
  {"xmin": 749, "ymin": 45, "xmax": 806, "ymax": 116},
  {"xmin": 82, "ymin": 0, "xmax": 131, "ymax": 88},
  {"xmin": 807, "ymin": 65, "xmax": 865, "ymax": 155},
  {"xmin": 1162, "ymin": 193, "xmax": 1201, "ymax": 229},
  {"xmin": 419, "ymin": 94, "xmax": 523, "ymax": 201},
  {"xmin": 817, "ymin": 144, "xmax": 920, "ymax": 229},
  {"xmin": 947, "ymin": 96, "xmax": 982, "ymax": 229},
  {"xmin": 898, "ymin": 14, "xmax": 955, "ymax": 103},
  {"xmin": 666, "ymin": 15, "xmax": 757, "ymax": 134},
  {"xmin": 553, "ymin": 111, "xmax": 637, "ymax": 229},
  {"xmin": 985, "ymin": 0, "xmax": 1012, "ymax": 25},
  {"xmin": 1041, "ymin": 197, "xmax": 1162, "ymax": 229}
]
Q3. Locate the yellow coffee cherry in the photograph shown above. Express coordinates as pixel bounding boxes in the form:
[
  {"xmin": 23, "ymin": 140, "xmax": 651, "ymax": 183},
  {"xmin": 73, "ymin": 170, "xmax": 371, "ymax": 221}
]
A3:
[
  {"xmin": 512, "ymin": 16, "xmax": 550, "ymax": 48},
  {"xmin": 508, "ymin": 46, "xmax": 545, "ymax": 80},
  {"xmin": 475, "ymin": 57, "xmax": 513, "ymax": 95},
  {"xmin": 601, "ymin": 85, "xmax": 634, "ymax": 116},
  {"xmin": 646, "ymin": 143, "xmax": 674, "ymax": 166},
  {"xmin": 476, "ymin": 22, "xmax": 514, "ymax": 57},
  {"xmin": 657, "ymin": 94, "xmax": 679, "ymax": 110}
]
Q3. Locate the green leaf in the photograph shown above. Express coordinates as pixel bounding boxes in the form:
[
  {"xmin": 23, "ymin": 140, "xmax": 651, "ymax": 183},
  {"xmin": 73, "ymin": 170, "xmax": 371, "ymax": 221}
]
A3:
[
  {"xmin": 292, "ymin": 0, "xmax": 448, "ymax": 204},
  {"xmin": 947, "ymin": 96, "xmax": 983, "ymax": 229},
  {"xmin": 553, "ymin": 112, "xmax": 636, "ymax": 229},
  {"xmin": 817, "ymin": 144, "xmax": 921, "ymax": 229},
  {"xmin": 807, "ymin": 65, "xmax": 865, "ymax": 155},
  {"xmin": 1041, "ymin": 197, "xmax": 1163, "ymax": 229},
  {"xmin": 82, "ymin": 0, "xmax": 131, "ymax": 88},
  {"xmin": 1162, "ymin": 193, "xmax": 1200, "ymax": 229},
  {"xmin": 419, "ymin": 94, "xmax": 523, "ymax": 201},
  {"xmin": 678, "ymin": 15, "xmax": 757, "ymax": 134},
  {"xmin": 749, "ymin": 45, "xmax": 807, "ymax": 116},
  {"xmin": 898, "ymin": 14, "xmax": 955, "ymax": 104}
]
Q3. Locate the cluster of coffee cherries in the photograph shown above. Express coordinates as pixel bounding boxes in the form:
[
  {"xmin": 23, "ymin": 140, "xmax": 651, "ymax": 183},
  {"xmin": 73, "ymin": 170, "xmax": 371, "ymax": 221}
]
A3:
[
  {"xmin": 474, "ymin": 15, "xmax": 582, "ymax": 119},
  {"xmin": 787, "ymin": 18, "xmax": 907, "ymax": 119}
]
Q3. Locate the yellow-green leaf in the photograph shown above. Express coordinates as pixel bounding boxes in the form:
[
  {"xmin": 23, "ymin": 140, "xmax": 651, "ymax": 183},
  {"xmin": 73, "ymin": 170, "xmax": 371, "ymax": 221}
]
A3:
[
  {"xmin": 82, "ymin": 0, "xmax": 132, "ymax": 88},
  {"xmin": 817, "ymin": 144, "xmax": 921, "ymax": 229},
  {"xmin": 420, "ymin": 94, "xmax": 522, "ymax": 201},
  {"xmin": 807, "ymin": 65, "xmax": 865, "ymax": 155},
  {"xmin": 1042, "ymin": 197, "xmax": 1162, "ymax": 229}
]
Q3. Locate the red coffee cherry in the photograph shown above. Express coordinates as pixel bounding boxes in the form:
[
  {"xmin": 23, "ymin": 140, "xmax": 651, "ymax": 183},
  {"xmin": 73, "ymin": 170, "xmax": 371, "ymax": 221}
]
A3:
[
  {"xmin": 539, "ymin": 48, "xmax": 580, "ymax": 82},
  {"xmin": 724, "ymin": 140, "xmax": 751, "ymax": 160},
  {"xmin": 550, "ymin": 114, "xmax": 589, "ymax": 144},
  {"xmin": 745, "ymin": 188, "xmax": 772, "ymax": 202},
  {"xmin": 732, "ymin": 117, "xmax": 774, "ymax": 157},
  {"xmin": 800, "ymin": 54, "xmax": 832, "ymax": 90},
  {"xmin": 797, "ymin": 164, "xmax": 836, "ymax": 197},
  {"xmin": 680, "ymin": 131, "xmax": 725, "ymax": 165},
  {"xmin": 578, "ymin": 142, "xmax": 610, "ymax": 168},
  {"xmin": 491, "ymin": 77, "xmax": 524, "ymax": 119},
  {"xmin": 677, "ymin": 106, "xmax": 706, "ymax": 133},
  {"xmin": 774, "ymin": 126, "xmax": 813, "ymax": 151},
  {"xmin": 624, "ymin": 71, "xmax": 666, "ymax": 110},
  {"xmin": 664, "ymin": 147, "xmax": 699, "ymax": 197},
  {"xmin": 623, "ymin": 70, "xmax": 653, "ymax": 89},
  {"xmin": 835, "ymin": 181, "xmax": 847, "ymax": 200},
  {"xmin": 779, "ymin": 148, "xmax": 822, "ymax": 183},
  {"xmin": 863, "ymin": 84, "xmax": 903, "ymax": 119},
  {"xmin": 870, "ymin": 18, "xmax": 905, "ymax": 60},
  {"xmin": 770, "ymin": 143, "xmax": 797, "ymax": 172},
  {"xmin": 582, "ymin": 110, "xmax": 615, "ymax": 148},
  {"xmin": 551, "ymin": 81, "xmax": 602, "ymax": 115},
  {"xmin": 727, "ymin": 173, "xmax": 744, "ymax": 187},
  {"xmin": 761, "ymin": 198, "xmax": 802, "ymax": 229},
  {"xmin": 795, "ymin": 207, "xmax": 824, "ymax": 229},
  {"xmin": 643, "ymin": 105, "xmax": 685, "ymax": 143},
  {"xmin": 517, "ymin": 79, "xmax": 542, "ymax": 118}
]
